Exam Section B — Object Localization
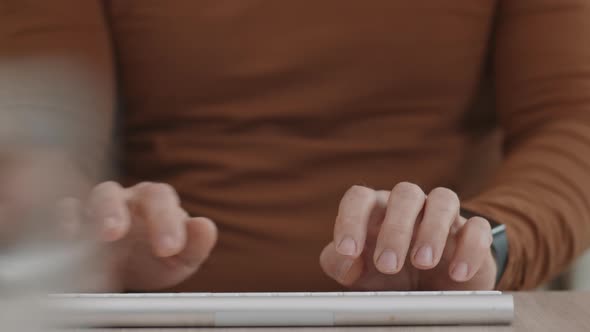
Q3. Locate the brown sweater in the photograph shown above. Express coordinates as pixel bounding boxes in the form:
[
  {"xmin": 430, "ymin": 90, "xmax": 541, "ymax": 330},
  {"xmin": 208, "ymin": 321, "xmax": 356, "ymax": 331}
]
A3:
[{"xmin": 1, "ymin": 0, "xmax": 590, "ymax": 291}]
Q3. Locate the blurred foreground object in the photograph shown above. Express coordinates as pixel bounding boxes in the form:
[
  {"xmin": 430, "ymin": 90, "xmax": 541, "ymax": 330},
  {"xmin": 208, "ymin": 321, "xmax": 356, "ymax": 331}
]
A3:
[
  {"xmin": 0, "ymin": 240, "xmax": 107, "ymax": 330},
  {"xmin": 0, "ymin": 107, "xmax": 109, "ymax": 330},
  {"xmin": 0, "ymin": 150, "xmax": 108, "ymax": 330},
  {"xmin": 0, "ymin": 3, "xmax": 114, "ymax": 329},
  {"xmin": 0, "ymin": 240, "xmax": 105, "ymax": 293}
]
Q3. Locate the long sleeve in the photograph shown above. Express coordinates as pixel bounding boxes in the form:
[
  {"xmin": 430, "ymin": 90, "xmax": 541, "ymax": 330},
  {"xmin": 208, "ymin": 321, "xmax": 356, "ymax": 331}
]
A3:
[
  {"xmin": 463, "ymin": 0, "xmax": 590, "ymax": 290},
  {"xmin": 0, "ymin": 0, "xmax": 115, "ymax": 177}
]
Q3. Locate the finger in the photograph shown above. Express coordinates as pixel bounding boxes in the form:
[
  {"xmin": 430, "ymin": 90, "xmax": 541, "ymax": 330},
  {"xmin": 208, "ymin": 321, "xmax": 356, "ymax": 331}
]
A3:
[
  {"xmin": 410, "ymin": 187, "xmax": 460, "ymax": 269},
  {"xmin": 449, "ymin": 217, "xmax": 494, "ymax": 282},
  {"xmin": 166, "ymin": 217, "xmax": 218, "ymax": 273},
  {"xmin": 129, "ymin": 182, "xmax": 187, "ymax": 258},
  {"xmin": 334, "ymin": 185, "xmax": 377, "ymax": 257},
  {"xmin": 319, "ymin": 241, "xmax": 364, "ymax": 287},
  {"xmin": 374, "ymin": 182, "xmax": 425, "ymax": 274},
  {"xmin": 56, "ymin": 197, "xmax": 83, "ymax": 239},
  {"xmin": 86, "ymin": 181, "xmax": 131, "ymax": 242},
  {"xmin": 365, "ymin": 190, "xmax": 390, "ymax": 240}
]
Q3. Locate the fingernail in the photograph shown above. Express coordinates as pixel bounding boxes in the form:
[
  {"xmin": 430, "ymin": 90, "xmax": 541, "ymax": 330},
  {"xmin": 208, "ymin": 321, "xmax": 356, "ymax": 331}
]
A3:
[
  {"xmin": 337, "ymin": 258, "xmax": 354, "ymax": 281},
  {"xmin": 414, "ymin": 246, "xmax": 433, "ymax": 266},
  {"xmin": 377, "ymin": 250, "xmax": 398, "ymax": 273},
  {"xmin": 159, "ymin": 235, "xmax": 179, "ymax": 255},
  {"xmin": 337, "ymin": 236, "xmax": 357, "ymax": 256},
  {"xmin": 452, "ymin": 262, "xmax": 469, "ymax": 281}
]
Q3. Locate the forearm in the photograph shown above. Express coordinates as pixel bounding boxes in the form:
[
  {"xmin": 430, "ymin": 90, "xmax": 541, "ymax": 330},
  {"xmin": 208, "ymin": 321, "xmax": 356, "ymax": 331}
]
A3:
[
  {"xmin": 460, "ymin": 0, "xmax": 590, "ymax": 290},
  {"xmin": 463, "ymin": 117, "xmax": 590, "ymax": 290}
]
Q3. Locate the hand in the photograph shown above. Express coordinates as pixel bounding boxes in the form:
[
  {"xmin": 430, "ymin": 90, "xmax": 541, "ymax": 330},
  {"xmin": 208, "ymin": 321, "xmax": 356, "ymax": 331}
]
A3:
[
  {"xmin": 320, "ymin": 183, "xmax": 497, "ymax": 291},
  {"xmin": 0, "ymin": 149, "xmax": 216, "ymax": 291},
  {"xmin": 63, "ymin": 181, "xmax": 218, "ymax": 291}
]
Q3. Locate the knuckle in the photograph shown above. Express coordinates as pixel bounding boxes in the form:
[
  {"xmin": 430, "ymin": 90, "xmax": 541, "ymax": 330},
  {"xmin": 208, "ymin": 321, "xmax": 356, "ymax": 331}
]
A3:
[
  {"xmin": 135, "ymin": 181, "xmax": 154, "ymax": 188},
  {"xmin": 88, "ymin": 184, "xmax": 123, "ymax": 212},
  {"xmin": 428, "ymin": 187, "xmax": 459, "ymax": 207},
  {"xmin": 345, "ymin": 185, "xmax": 375, "ymax": 201},
  {"xmin": 469, "ymin": 216, "xmax": 492, "ymax": 232},
  {"xmin": 139, "ymin": 182, "xmax": 178, "ymax": 200},
  {"xmin": 93, "ymin": 181, "xmax": 122, "ymax": 195},
  {"xmin": 392, "ymin": 182, "xmax": 425, "ymax": 201},
  {"xmin": 339, "ymin": 185, "xmax": 376, "ymax": 213},
  {"xmin": 147, "ymin": 206, "xmax": 172, "ymax": 222},
  {"xmin": 101, "ymin": 180, "xmax": 122, "ymax": 189},
  {"xmin": 96, "ymin": 196, "xmax": 120, "ymax": 208},
  {"xmin": 429, "ymin": 204, "xmax": 457, "ymax": 217},
  {"xmin": 426, "ymin": 202, "xmax": 459, "ymax": 219}
]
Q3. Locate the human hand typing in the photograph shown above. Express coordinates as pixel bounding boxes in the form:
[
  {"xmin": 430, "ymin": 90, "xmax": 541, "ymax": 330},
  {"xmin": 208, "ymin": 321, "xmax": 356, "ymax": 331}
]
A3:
[
  {"xmin": 320, "ymin": 183, "xmax": 497, "ymax": 291},
  {"xmin": 72, "ymin": 181, "xmax": 217, "ymax": 291},
  {"xmin": 0, "ymin": 150, "xmax": 217, "ymax": 292}
]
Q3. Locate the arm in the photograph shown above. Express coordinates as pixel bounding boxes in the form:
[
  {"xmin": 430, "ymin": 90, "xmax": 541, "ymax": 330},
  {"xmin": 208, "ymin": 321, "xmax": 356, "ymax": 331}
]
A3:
[{"xmin": 463, "ymin": 0, "xmax": 590, "ymax": 290}]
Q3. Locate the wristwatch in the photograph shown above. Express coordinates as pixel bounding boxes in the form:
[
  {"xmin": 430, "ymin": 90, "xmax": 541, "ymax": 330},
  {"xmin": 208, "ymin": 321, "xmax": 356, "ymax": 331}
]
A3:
[{"xmin": 460, "ymin": 209, "xmax": 509, "ymax": 286}]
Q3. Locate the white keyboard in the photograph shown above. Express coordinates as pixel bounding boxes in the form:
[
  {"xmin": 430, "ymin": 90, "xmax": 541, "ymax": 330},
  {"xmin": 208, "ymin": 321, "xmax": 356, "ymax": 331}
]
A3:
[{"xmin": 46, "ymin": 291, "xmax": 514, "ymax": 327}]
